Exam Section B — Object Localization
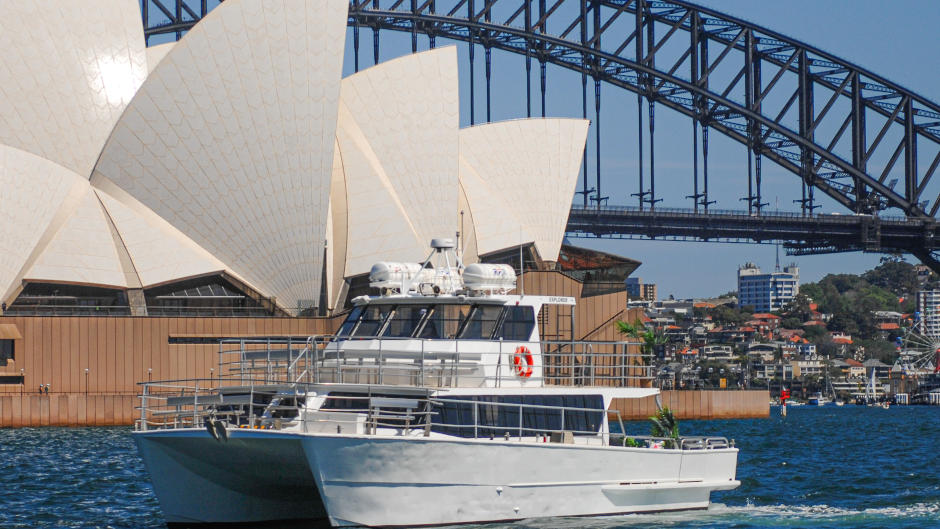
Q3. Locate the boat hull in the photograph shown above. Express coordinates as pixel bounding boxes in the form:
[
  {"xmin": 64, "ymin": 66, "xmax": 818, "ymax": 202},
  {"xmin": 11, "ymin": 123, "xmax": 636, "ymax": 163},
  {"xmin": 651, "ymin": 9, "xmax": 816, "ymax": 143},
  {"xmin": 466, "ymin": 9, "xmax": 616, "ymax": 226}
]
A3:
[
  {"xmin": 133, "ymin": 430, "xmax": 327, "ymax": 526},
  {"xmin": 136, "ymin": 429, "xmax": 738, "ymax": 527}
]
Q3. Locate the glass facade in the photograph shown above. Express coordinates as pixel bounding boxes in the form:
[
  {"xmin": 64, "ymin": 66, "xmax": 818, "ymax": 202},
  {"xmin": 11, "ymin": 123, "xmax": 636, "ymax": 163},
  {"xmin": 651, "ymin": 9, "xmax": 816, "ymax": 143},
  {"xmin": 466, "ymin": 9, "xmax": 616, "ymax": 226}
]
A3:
[{"xmin": 737, "ymin": 264, "xmax": 799, "ymax": 313}]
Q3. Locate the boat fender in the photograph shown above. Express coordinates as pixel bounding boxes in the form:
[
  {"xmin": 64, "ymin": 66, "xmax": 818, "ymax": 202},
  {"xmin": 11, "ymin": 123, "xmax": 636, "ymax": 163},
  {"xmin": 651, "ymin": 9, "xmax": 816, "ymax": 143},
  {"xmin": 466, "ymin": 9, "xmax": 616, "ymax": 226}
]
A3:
[
  {"xmin": 214, "ymin": 420, "xmax": 228, "ymax": 442},
  {"xmin": 205, "ymin": 418, "xmax": 220, "ymax": 441},
  {"xmin": 512, "ymin": 346, "xmax": 534, "ymax": 378}
]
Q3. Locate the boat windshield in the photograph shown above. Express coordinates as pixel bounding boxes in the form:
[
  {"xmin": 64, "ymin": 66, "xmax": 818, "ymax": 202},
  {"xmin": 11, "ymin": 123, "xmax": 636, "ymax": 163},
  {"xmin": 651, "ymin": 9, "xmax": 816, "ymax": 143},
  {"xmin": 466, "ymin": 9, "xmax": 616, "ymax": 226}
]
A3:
[
  {"xmin": 457, "ymin": 305, "xmax": 502, "ymax": 339},
  {"xmin": 382, "ymin": 305, "xmax": 429, "ymax": 338},
  {"xmin": 418, "ymin": 304, "xmax": 469, "ymax": 339},
  {"xmin": 351, "ymin": 304, "xmax": 394, "ymax": 337},
  {"xmin": 338, "ymin": 302, "xmax": 536, "ymax": 341},
  {"xmin": 336, "ymin": 306, "xmax": 364, "ymax": 337}
]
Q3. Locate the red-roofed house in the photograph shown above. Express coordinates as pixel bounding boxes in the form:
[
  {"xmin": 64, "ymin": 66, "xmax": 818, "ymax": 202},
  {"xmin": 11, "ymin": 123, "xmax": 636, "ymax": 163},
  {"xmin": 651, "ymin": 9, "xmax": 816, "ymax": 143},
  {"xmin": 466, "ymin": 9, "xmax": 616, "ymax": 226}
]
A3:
[{"xmin": 831, "ymin": 332, "xmax": 853, "ymax": 345}]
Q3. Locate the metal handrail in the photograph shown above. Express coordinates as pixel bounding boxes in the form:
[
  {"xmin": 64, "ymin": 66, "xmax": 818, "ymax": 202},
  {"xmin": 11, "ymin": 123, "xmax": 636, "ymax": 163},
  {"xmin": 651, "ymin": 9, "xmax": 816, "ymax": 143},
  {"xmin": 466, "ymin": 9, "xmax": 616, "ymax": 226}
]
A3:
[
  {"xmin": 136, "ymin": 390, "xmax": 734, "ymax": 452},
  {"xmin": 210, "ymin": 335, "xmax": 654, "ymax": 389}
]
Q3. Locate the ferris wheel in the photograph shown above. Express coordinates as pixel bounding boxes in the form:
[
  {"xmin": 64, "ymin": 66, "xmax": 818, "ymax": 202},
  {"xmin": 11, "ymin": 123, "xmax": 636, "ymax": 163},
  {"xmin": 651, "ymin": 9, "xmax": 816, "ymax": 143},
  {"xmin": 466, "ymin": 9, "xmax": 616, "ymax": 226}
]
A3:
[{"xmin": 895, "ymin": 310, "xmax": 940, "ymax": 376}]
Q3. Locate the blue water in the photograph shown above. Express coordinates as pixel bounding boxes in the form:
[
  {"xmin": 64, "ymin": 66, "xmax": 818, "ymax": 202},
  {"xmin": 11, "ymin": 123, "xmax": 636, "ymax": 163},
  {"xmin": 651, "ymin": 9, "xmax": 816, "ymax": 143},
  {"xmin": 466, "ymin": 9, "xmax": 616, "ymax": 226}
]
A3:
[{"xmin": 1, "ymin": 406, "xmax": 938, "ymax": 528}]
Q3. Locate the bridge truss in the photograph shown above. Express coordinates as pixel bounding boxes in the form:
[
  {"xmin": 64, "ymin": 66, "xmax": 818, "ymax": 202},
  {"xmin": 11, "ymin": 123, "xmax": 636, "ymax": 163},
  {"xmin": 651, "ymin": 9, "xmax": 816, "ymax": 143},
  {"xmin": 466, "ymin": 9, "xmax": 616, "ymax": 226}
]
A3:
[{"xmin": 142, "ymin": 0, "xmax": 940, "ymax": 270}]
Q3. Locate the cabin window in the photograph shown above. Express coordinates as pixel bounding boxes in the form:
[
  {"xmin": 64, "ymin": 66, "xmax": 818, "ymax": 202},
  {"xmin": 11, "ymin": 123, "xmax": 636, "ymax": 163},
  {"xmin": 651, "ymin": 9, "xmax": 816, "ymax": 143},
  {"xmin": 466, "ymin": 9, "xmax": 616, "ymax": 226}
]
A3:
[
  {"xmin": 419, "ymin": 304, "xmax": 469, "ymax": 339},
  {"xmin": 336, "ymin": 306, "xmax": 364, "ymax": 337},
  {"xmin": 383, "ymin": 306, "xmax": 429, "ymax": 338},
  {"xmin": 495, "ymin": 306, "xmax": 536, "ymax": 341},
  {"xmin": 351, "ymin": 304, "xmax": 394, "ymax": 337},
  {"xmin": 457, "ymin": 305, "xmax": 503, "ymax": 340},
  {"xmin": 431, "ymin": 395, "xmax": 604, "ymax": 438}
]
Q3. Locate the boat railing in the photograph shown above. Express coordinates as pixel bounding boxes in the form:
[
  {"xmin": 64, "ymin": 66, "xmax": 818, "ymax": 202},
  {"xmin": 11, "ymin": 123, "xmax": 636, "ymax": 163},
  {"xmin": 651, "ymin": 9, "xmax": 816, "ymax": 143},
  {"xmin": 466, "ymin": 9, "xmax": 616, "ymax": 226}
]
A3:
[
  {"xmin": 135, "ymin": 389, "xmax": 733, "ymax": 451},
  {"xmin": 209, "ymin": 335, "xmax": 654, "ymax": 389}
]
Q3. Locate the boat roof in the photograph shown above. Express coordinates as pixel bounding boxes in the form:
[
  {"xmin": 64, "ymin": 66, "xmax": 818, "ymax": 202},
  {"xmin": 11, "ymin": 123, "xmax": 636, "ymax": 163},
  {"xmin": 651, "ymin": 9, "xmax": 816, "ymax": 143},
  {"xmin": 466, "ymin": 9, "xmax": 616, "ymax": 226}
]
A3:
[
  {"xmin": 351, "ymin": 293, "xmax": 576, "ymax": 307},
  {"xmin": 292, "ymin": 383, "xmax": 658, "ymax": 401}
]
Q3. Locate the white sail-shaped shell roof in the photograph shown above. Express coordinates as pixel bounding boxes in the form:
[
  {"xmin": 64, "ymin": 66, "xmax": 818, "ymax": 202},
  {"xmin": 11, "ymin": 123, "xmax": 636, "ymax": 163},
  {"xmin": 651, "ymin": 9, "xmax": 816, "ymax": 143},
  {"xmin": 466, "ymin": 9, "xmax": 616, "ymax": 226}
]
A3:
[
  {"xmin": 337, "ymin": 46, "xmax": 460, "ymax": 277},
  {"xmin": 90, "ymin": 0, "xmax": 348, "ymax": 311},
  {"xmin": 0, "ymin": 145, "xmax": 89, "ymax": 301},
  {"xmin": 0, "ymin": 0, "xmax": 147, "ymax": 177},
  {"xmin": 94, "ymin": 188, "xmax": 226, "ymax": 288},
  {"xmin": 145, "ymin": 43, "xmax": 176, "ymax": 74},
  {"xmin": 24, "ymin": 187, "xmax": 130, "ymax": 289},
  {"xmin": 459, "ymin": 119, "xmax": 590, "ymax": 262},
  {"xmin": 0, "ymin": 1, "xmax": 592, "ymax": 315}
]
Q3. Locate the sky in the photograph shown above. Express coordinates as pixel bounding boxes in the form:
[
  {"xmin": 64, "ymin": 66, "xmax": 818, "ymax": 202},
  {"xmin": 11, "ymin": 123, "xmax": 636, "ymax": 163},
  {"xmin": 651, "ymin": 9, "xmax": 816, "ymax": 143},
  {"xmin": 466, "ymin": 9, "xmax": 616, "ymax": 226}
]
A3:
[
  {"xmin": 331, "ymin": 0, "xmax": 939, "ymax": 299},
  {"xmin": 154, "ymin": 1, "xmax": 940, "ymax": 299}
]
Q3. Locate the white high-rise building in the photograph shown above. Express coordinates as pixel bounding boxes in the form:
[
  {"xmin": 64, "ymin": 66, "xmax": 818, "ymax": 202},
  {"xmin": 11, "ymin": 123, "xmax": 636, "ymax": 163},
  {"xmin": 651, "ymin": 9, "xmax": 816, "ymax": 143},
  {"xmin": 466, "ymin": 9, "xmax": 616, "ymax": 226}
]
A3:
[
  {"xmin": 737, "ymin": 263, "xmax": 799, "ymax": 313},
  {"xmin": 915, "ymin": 290, "xmax": 940, "ymax": 338}
]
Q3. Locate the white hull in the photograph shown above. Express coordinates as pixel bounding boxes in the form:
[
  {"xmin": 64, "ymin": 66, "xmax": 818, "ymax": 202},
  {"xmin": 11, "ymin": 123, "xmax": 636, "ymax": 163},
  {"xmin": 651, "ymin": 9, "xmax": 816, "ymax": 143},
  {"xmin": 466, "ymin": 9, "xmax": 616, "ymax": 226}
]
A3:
[
  {"xmin": 135, "ymin": 429, "xmax": 738, "ymax": 527},
  {"xmin": 134, "ymin": 430, "xmax": 327, "ymax": 525}
]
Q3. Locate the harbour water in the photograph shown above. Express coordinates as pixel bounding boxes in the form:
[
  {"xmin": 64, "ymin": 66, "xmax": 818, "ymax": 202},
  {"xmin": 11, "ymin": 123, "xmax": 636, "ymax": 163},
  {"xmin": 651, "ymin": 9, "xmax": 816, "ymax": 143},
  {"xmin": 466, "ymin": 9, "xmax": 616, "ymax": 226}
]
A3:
[{"xmin": 1, "ymin": 406, "xmax": 937, "ymax": 528}]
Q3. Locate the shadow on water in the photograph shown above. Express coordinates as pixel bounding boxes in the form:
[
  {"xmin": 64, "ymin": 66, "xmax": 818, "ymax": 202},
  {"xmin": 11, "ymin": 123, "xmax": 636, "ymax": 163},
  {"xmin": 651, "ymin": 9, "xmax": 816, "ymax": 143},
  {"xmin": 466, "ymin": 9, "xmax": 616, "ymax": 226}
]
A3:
[{"xmin": 1, "ymin": 406, "xmax": 938, "ymax": 529}]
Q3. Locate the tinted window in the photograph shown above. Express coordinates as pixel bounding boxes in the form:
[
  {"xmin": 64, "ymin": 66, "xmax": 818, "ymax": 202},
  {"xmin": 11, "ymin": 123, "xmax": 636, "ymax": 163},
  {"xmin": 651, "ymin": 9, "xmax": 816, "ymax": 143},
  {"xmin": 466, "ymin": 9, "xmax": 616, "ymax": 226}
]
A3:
[
  {"xmin": 351, "ymin": 305, "xmax": 394, "ymax": 337},
  {"xmin": 496, "ymin": 306, "xmax": 535, "ymax": 341},
  {"xmin": 457, "ymin": 305, "xmax": 503, "ymax": 339},
  {"xmin": 419, "ymin": 304, "xmax": 469, "ymax": 339},
  {"xmin": 431, "ymin": 395, "xmax": 604, "ymax": 438},
  {"xmin": 336, "ymin": 306, "xmax": 364, "ymax": 337},
  {"xmin": 383, "ymin": 306, "xmax": 429, "ymax": 338}
]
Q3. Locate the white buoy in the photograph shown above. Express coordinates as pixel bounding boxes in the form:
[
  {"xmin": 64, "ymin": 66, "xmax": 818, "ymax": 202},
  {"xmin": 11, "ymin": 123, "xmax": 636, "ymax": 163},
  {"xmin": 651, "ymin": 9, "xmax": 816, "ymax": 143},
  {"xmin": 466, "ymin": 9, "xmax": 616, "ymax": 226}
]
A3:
[{"xmin": 781, "ymin": 402, "xmax": 787, "ymax": 417}]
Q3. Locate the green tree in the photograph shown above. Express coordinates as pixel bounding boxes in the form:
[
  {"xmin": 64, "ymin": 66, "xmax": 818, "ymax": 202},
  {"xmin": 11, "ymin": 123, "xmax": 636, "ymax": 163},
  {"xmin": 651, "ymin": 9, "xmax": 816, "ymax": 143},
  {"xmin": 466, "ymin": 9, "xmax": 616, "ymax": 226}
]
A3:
[
  {"xmin": 862, "ymin": 259, "xmax": 920, "ymax": 299},
  {"xmin": 803, "ymin": 324, "xmax": 826, "ymax": 341},
  {"xmin": 615, "ymin": 319, "xmax": 666, "ymax": 355}
]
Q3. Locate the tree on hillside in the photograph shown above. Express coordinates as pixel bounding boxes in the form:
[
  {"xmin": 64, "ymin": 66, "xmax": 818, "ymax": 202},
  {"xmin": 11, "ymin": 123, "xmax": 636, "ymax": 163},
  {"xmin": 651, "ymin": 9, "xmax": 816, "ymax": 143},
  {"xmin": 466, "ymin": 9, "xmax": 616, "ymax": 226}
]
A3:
[
  {"xmin": 782, "ymin": 293, "xmax": 814, "ymax": 321},
  {"xmin": 803, "ymin": 324, "xmax": 826, "ymax": 341},
  {"xmin": 709, "ymin": 305, "xmax": 749, "ymax": 326},
  {"xmin": 862, "ymin": 259, "xmax": 920, "ymax": 299}
]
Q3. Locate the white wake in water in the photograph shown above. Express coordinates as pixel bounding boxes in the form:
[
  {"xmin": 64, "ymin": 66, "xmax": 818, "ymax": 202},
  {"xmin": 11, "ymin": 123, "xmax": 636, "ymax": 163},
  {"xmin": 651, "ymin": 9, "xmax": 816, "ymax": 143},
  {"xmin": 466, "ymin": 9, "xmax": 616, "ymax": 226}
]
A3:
[
  {"xmin": 487, "ymin": 501, "xmax": 940, "ymax": 529},
  {"xmin": 712, "ymin": 500, "xmax": 940, "ymax": 520}
]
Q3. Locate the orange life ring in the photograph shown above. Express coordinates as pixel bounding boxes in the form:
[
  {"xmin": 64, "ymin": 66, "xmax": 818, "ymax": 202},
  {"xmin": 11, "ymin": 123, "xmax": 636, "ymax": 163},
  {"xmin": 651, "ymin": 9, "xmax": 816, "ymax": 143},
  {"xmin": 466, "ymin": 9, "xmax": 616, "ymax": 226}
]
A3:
[{"xmin": 512, "ymin": 346, "xmax": 534, "ymax": 378}]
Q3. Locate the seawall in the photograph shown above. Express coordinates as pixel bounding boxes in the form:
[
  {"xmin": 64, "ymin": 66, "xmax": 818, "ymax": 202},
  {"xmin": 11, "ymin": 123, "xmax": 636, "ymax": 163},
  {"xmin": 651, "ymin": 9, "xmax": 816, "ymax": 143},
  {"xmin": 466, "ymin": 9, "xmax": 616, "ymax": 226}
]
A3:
[
  {"xmin": 1, "ymin": 394, "xmax": 136, "ymax": 427},
  {"xmin": 611, "ymin": 390, "xmax": 770, "ymax": 420},
  {"xmin": 2, "ymin": 389, "xmax": 769, "ymax": 427}
]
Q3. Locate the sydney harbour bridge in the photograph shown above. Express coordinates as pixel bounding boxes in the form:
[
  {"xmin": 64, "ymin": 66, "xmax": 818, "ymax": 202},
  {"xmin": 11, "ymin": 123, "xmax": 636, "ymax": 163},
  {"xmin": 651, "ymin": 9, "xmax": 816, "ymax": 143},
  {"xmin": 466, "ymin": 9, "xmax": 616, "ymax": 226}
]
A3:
[{"xmin": 140, "ymin": 0, "xmax": 940, "ymax": 272}]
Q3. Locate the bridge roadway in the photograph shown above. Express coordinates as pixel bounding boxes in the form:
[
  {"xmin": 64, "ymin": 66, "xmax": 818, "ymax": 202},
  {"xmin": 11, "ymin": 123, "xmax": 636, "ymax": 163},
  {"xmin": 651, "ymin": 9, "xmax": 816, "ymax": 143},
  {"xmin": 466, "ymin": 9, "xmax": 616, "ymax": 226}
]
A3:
[{"xmin": 566, "ymin": 205, "xmax": 938, "ymax": 258}]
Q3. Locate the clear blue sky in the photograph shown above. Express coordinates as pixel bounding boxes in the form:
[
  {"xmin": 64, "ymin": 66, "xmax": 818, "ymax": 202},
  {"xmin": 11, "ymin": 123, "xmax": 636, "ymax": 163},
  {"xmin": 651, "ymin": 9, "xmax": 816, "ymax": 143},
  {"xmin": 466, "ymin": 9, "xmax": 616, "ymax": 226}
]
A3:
[{"xmin": 336, "ymin": 0, "xmax": 939, "ymax": 299}]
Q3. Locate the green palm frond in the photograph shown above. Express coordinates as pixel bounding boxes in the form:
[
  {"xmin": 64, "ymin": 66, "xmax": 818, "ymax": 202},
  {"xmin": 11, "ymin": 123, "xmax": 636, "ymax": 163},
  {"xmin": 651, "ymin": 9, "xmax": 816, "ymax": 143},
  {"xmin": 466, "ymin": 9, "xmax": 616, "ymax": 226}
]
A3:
[{"xmin": 649, "ymin": 406, "xmax": 680, "ymax": 441}]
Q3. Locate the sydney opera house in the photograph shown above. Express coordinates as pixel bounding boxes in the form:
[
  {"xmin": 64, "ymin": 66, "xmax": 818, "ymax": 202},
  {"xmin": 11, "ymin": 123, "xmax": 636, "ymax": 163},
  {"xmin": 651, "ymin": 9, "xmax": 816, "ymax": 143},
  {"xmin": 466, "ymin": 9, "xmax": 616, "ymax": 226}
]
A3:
[{"xmin": 0, "ymin": 0, "xmax": 637, "ymax": 423}]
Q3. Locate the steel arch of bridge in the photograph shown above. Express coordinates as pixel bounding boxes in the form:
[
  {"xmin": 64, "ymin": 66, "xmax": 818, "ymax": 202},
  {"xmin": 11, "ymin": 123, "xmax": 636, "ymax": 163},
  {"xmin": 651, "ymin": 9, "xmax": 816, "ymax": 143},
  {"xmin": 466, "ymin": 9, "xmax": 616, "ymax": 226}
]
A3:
[{"xmin": 141, "ymin": 0, "xmax": 940, "ymax": 266}]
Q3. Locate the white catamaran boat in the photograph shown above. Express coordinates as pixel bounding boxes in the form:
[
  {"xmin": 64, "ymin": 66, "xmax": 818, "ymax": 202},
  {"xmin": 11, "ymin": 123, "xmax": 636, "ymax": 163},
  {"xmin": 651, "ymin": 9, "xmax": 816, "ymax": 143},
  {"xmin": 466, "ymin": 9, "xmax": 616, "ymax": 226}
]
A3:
[{"xmin": 134, "ymin": 240, "xmax": 740, "ymax": 527}]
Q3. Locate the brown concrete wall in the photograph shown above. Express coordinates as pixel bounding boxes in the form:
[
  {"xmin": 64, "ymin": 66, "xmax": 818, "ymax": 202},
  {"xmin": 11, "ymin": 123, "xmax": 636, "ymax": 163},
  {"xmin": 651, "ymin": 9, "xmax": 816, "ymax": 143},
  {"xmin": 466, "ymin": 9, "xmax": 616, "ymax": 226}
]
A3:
[
  {"xmin": 514, "ymin": 271, "xmax": 630, "ymax": 341},
  {"xmin": 1, "ymin": 389, "xmax": 770, "ymax": 427},
  {"xmin": 0, "ymin": 394, "xmax": 136, "ymax": 427},
  {"xmin": 0, "ymin": 316, "xmax": 341, "ymax": 396},
  {"xmin": 611, "ymin": 390, "xmax": 770, "ymax": 421}
]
